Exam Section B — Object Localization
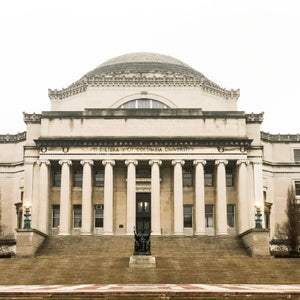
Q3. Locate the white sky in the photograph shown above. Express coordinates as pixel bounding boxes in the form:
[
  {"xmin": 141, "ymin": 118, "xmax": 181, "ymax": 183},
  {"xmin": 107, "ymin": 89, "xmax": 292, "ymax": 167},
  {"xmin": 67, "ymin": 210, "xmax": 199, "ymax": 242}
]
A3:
[{"xmin": 0, "ymin": 0, "xmax": 299, "ymax": 134}]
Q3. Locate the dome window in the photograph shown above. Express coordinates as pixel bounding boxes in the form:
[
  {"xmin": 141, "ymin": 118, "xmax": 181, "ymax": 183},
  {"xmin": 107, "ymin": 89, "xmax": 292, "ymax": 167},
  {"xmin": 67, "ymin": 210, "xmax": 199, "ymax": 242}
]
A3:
[{"xmin": 119, "ymin": 98, "xmax": 169, "ymax": 109}]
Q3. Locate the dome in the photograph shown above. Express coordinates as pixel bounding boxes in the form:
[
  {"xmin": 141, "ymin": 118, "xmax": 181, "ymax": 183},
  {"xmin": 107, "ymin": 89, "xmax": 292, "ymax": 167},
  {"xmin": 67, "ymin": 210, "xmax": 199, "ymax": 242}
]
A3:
[{"xmin": 83, "ymin": 52, "xmax": 216, "ymax": 85}]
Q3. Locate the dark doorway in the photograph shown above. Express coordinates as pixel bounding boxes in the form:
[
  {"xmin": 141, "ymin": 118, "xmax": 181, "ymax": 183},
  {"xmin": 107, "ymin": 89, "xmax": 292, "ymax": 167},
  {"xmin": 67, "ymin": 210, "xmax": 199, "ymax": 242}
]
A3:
[{"xmin": 136, "ymin": 193, "xmax": 151, "ymax": 233}]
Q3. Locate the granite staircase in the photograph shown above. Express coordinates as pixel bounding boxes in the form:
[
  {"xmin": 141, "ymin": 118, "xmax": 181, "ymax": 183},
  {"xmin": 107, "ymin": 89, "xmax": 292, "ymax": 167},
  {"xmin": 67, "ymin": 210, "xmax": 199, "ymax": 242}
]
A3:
[{"xmin": 0, "ymin": 235, "xmax": 298, "ymax": 284}]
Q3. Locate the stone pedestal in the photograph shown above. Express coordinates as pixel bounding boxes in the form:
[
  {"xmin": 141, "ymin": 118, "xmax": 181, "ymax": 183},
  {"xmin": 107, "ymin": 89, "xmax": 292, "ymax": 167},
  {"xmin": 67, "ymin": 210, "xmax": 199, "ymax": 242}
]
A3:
[
  {"xmin": 129, "ymin": 256, "xmax": 156, "ymax": 268},
  {"xmin": 16, "ymin": 229, "xmax": 47, "ymax": 257},
  {"xmin": 239, "ymin": 228, "xmax": 270, "ymax": 257}
]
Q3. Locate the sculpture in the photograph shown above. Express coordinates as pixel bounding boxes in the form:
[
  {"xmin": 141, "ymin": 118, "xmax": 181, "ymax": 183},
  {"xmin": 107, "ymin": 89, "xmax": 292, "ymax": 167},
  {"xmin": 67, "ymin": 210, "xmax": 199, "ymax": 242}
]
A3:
[{"xmin": 134, "ymin": 228, "xmax": 151, "ymax": 255}]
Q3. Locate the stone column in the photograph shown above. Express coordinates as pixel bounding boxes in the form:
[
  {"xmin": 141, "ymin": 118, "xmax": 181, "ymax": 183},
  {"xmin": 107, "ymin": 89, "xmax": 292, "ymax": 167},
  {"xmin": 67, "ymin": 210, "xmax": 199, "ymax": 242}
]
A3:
[
  {"xmin": 172, "ymin": 160, "xmax": 185, "ymax": 235},
  {"xmin": 193, "ymin": 160, "xmax": 206, "ymax": 235},
  {"xmin": 102, "ymin": 160, "xmax": 115, "ymax": 235},
  {"xmin": 125, "ymin": 160, "xmax": 138, "ymax": 235},
  {"xmin": 149, "ymin": 160, "xmax": 162, "ymax": 235},
  {"xmin": 58, "ymin": 160, "xmax": 72, "ymax": 235},
  {"xmin": 80, "ymin": 160, "xmax": 94, "ymax": 235},
  {"xmin": 37, "ymin": 160, "xmax": 51, "ymax": 234},
  {"xmin": 237, "ymin": 160, "xmax": 249, "ymax": 234},
  {"xmin": 24, "ymin": 159, "xmax": 36, "ymax": 227},
  {"xmin": 215, "ymin": 160, "xmax": 228, "ymax": 235},
  {"xmin": 252, "ymin": 159, "xmax": 264, "ymax": 228}
]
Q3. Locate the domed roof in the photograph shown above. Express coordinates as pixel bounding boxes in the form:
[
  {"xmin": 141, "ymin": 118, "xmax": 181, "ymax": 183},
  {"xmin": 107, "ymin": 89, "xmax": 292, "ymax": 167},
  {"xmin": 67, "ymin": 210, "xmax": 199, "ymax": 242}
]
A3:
[{"xmin": 83, "ymin": 52, "xmax": 216, "ymax": 84}]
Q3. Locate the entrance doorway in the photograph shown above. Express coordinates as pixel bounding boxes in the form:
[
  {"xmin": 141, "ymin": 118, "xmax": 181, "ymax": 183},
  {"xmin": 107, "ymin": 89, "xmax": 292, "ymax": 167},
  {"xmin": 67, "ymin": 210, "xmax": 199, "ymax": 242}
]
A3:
[{"xmin": 136, "ymin": 193, "xmax": 151, "ymax": 233}]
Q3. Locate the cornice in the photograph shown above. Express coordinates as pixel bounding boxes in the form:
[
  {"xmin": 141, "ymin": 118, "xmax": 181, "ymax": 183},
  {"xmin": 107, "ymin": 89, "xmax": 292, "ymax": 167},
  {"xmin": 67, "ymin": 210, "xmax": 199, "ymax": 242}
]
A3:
[
  {"xmin": 261, "ymin": 131, "xmax": 300, "ymax": 143},
  {"xmin": 263, "ymin": 160, "xmax": 300, "ymax": 167},
  {"xmin": 35, "ymin": 136, "xmax": 252, "ymax": 150},
  {"xmin": 48, "ymin": 76, "xmax": 240, "ymax": 101},
  {"xmin": 23, "ymin": 112, "xmax": 41, "ymax": 124},
  {"xmin": 0, "ymin": 132, "xmax": 26, "ymax": 143},
  {"xmin": 245, "ymin": 112, "xmax": 264, "ymax": 124}
]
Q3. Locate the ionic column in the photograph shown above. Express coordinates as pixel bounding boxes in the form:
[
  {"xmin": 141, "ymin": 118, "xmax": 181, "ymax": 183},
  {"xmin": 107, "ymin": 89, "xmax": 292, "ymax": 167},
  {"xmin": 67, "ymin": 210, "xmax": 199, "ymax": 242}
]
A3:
[
  {"xmin": 172, "ymin": 160, "xmax": 185, "ymax": 235},
  {"xmin": 193, "ymin": 160, "xmax": 206, "ymax": 235},
  {"xmin": 37, "ymin": 160, "xmax": 51, "ymax": 234},
  {"xmin": 252, "ymin": 159, "xmax": 264, "ymax": 228},
  {"xmin": 237, "ymin": 160, "xmax": 249, "ymax": 234},
  {"xmin": 125, "ymin": 160, "xmax": 138, "ymax": 235},
  {"xmin": 215, "ymin": 160, "xmax": 228, "ymax": 235},
  {"xmin": 24, "ymin": 159, "xmax": 36, "ymax": 227},
  {"xmin": 80, "ymin": 160, "xmax": 94, "ymax": 235},
  {"xmin": 58, "ymin": 160, "xmax": 72, "ymax": 235},
  {"xmin": 149, "ymin": 160, "xmax": 162, "ymax": 235},
  {"xmin": 102, "ymin": 160, "xmax": 115, "ymax": 235}
]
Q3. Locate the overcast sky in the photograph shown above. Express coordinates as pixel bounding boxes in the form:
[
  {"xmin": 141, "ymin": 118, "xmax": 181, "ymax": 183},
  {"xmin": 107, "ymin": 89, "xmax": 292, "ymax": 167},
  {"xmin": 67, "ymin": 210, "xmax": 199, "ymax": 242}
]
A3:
[{"xmin": 0, "ymin": 0, "xmax": 299, "ymax": 134}]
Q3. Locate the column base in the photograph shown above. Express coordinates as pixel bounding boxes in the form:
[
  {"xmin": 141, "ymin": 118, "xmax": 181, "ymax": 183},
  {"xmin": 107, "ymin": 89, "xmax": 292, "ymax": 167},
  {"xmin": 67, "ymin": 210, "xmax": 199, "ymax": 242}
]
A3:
[
  {"xmin": 195, "ymin": 232, "xmax": 206, "ymax": 236},
  {"xmin": 173, "ymin": 232, "xmax": 184, "ymax": 236},
  {"xmin": 216, "ymin": 232, "xmax": 229, "ymax": 236},
  {"xmin": 151, "ymin": 232, "xmax": 161, "ymax": 236},
  {"xmin": 102, "ymin": 232, "xmax": 114, "ymax": 236},
  {"xmin": 80, "ymin": 232, "xmax": 92, "ymax": 236},
  {"xmin": 126, "ymin": 233, "xmax": 134, "ymax": 236},
  {"xmin": 58, "ymin": 233, "xmax": 71, "ymax": 236}
]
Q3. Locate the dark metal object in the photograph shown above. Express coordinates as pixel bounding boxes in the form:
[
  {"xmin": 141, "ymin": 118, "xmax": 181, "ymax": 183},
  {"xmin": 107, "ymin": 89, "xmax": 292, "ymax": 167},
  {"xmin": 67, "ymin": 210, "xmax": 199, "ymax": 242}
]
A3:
[
  {"xmin": 134, "ymin": 229, "xmax": 151, "ymax": 255},
  {"xmin": 255, "ymin": 208, "xmax": 262, "ymax": 229}
]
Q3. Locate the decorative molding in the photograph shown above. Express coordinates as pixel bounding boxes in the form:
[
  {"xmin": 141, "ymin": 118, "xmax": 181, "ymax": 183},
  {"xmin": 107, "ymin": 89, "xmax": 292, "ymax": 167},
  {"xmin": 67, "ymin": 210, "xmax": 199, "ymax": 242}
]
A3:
[
  {"xmin": 0, "ymin": 132, "xmax": 26, "ymax": 143},
  {"xmin": 193, "ymin": 160, "xmax": 207, "ymax": 166},
  {"xmin": 48, "ymin": 76, "xmax": 240, "ymax": 101},
  {"xmin": 171, "ymin": 160, "xmax": 185, "ymax": 166},
  {"xmin": 236, "ymin": 159, "xmax": 250, "ymax": 166},
  {"xmin": 102, "ymin": 160, "xmax": 116, "ymax": 166},
  {"xmin": 245, "ymin": 112, "xmax": 264, "ymax": 124},
  {"xmin": 261, "ymin": 131, "xmax": 300, "ymax": 143},
  {"xmin": 58, "ymin": 160, "xmax": 72, "ymax": 166},
  {"xmin": 149, "ymin": 160, "xmax": 162, "ymax": 166},
  {"xmin": 23, "ymin": 113, "xmax": 41, "ymax": 124},
  {"xmin": 80, "ymin": 160, "xmax": 94, "ymax": 166},
  {"xmin": 215, "ymin": 160, "xmax": 228, "ymax": 166},
  {"xmin": 125, "ymin": 160, "xmax": 138, "ymax": 166}
]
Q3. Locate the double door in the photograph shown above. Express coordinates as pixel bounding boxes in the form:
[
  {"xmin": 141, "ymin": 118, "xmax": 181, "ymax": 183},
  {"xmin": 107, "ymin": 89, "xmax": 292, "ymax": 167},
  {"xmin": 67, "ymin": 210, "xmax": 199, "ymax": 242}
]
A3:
[{"xmin": 136, "ymin": 193, "xmax": 151, "ymax": 233}]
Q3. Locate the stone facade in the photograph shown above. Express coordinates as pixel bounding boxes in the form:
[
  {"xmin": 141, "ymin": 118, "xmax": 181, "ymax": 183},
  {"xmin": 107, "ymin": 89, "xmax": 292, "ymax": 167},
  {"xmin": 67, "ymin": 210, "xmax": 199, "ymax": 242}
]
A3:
[{"xmin": 0, "ymin": 52, "xmax": 299, "ymax": 240}]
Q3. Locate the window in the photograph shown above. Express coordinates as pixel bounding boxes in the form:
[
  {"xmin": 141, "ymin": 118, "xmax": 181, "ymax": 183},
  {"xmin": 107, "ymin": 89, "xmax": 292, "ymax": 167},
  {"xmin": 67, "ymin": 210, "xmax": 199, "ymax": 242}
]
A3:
[
  {"xmin": 183, "ymin": 168, "xmax": 193, "ymax": 187},
  {"xmin": 119, "ymin": 98, "xmax": 169, "ymax": 109},
  {"xmin": 183, "ymin": 205, "xmax": 193, "ymax": 228},
  {"xmin": 294, "ymin": 149, "xmax": 300, "ymax": 162},
  {"xmin": 73, "ymin": 170, "xmax": 83, "ymax": 187},
  {"xmin": 52, "ymin": 205, "xmax": 60, "ymax": 228},
  {"xmin": 73, "ymin": 205, "xmax": 82, "ymax": 228},
  {"xmin": 226, "ymin": 173, "xmax": 233, "ymax": 186},
  {"xmin": 136, "ymin": 168, "xmax": 151, "ymax": 178},
  {"xmin": 95, "ymin": 169, "xmax": 104, "ymax": 187},
  {"xmin": 53, "ymin": 170, "xmax": 61, "ymax": 187},
  {"xmin": 205, "ymin": 204, "xmax": 214, "ymax": 228},
  {"xmin": 295, "ymin": 181, "xmax": 300, "ymax": 196},
  {"xmin": 227, "ymin": 204, "xmax": 235, "ymax": 228},
  {"xmin": 204, "ymin": 173, "xmax": 213, "ymax": 186},
  {"xmin": 95, "ymin": 205, "xmax": 104, "ymax": 228}
]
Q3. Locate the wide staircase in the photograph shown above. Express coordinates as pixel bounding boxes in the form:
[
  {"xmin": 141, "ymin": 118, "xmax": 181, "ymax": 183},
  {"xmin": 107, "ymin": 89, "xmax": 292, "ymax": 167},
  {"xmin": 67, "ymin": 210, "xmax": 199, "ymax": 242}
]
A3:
[{"xmin": 0, "ymin": 235, "xmax": 299, "ymax": 284}]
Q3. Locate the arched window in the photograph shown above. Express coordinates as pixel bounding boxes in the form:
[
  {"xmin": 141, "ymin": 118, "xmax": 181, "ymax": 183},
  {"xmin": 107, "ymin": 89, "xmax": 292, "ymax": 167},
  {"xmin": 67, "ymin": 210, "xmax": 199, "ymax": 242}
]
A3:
[{"xmin": 119, "ymin": 98, "xmax": 169, "ymax": 109}]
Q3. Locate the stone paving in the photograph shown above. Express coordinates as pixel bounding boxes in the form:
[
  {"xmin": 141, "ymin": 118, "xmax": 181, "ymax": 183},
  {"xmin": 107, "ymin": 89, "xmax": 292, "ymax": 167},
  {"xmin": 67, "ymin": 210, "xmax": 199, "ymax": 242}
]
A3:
[{"xmin": 0, "ymin": 284, "xmax": 299, "ymax": 299}]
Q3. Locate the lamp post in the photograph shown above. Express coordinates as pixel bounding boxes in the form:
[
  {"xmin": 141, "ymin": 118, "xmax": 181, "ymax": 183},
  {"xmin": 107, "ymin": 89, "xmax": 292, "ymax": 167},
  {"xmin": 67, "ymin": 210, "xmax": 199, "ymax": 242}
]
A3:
[
  {"xmin": 254, "ymin": 201, "xmax": 263, "ymax": 229},
  {"xmin": 23, "ymin": 202, "xmax": 32, "ymax": 229}
]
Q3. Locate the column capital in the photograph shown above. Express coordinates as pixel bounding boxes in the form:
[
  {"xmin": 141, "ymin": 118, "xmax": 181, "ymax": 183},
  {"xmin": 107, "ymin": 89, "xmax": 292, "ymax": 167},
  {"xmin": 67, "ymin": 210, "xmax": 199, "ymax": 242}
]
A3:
[
  {"xmin": 125, "ymin": 159, "xmax": 138, "ymax": 166},
  {"xmin": 171, "ymin": 160, "xmax": 185, "ymax": 166},
  {"xmin": 193, "ymin": 159, "xmax": 207, "ymax": 166},
  {"xmin": 236, "ymin": 159, "xmax": 250, "ymax": 166},
  {"xmin": 37, "ymin": 159, "xmax": 51, "ymax": 166},
  {"xmin": 59, "ymin": 159, "xmax": 72, "ymax": 166},
  {"xmin": 149, "ymin": 160, "xmax": 162, "ymax": 166},
  {"xmin": 80, "ymin": 159, "xmax": 94, "ymax": 166},
  {"xmin": 215, "ymin": 160, "xmax": 228, "ymax": 166},
  {"xmin": 102, "ymin": 160, "xmax": 115, "ymax": 166}
]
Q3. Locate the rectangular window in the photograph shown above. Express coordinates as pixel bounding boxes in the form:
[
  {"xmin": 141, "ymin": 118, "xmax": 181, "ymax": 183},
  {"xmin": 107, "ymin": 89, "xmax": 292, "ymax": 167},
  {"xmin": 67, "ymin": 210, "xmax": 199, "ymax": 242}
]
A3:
[
  {"xmin": 295, "ymin": 181, "xmax": 300, "ymax": 196},
  {"xmin": 95, "ymin": 204, "xmax": 104, "ymax": 228},
  {"xmin": 136, "ymin": 168, "xmax": 151, "ymax": 178},
  {"xmin": 205, "ymin": 204, "xmax": 214, "ymax": 228},
  {"xmin": 53, "ymin": 170, "xmax": 61, "ymax": 187},
  {"xmin": 204, "ymin": 173, "xmax": 213, "ymax": 186},
  {"xmin": 227, "ymin": 204, "xmax": 235, "ymax": 228},
  {"xmin": 73, "ymin": 205, "xmax": 82, "ymax": 228},
  {"xmin": 95, "ymin": 169, "xmax": 104, "ymax": 187},
  {"xmin": 226, "ymin": 173, "xmax": 233, "ymax": 186},
  {"xmin": 183, "ymin": 168, "xmax": 193, "ymax": 187},
  {"xmin": 183, "ymin": 205, "xmax": 193, "ymax": 228},
  {"xmin": 73, "ymin": 170, "xmax": 83, "ymax": 187},
  {"xmin": 52, "ymin": 205, "xmax": 60, "ymax": 228},
  {"xmin": 294, "ymin": 149, "xmax": 300, "ymax": 162}
]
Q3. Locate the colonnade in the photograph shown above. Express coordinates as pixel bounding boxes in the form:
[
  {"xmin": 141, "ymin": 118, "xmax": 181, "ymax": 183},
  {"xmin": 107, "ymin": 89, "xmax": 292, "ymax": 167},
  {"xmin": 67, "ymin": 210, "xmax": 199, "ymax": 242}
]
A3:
[{"xmin": 35, "ymin": 158, "xmax": 259, "ymax": 236}]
